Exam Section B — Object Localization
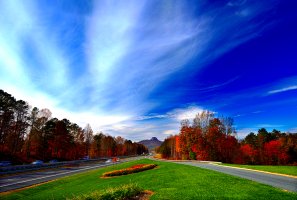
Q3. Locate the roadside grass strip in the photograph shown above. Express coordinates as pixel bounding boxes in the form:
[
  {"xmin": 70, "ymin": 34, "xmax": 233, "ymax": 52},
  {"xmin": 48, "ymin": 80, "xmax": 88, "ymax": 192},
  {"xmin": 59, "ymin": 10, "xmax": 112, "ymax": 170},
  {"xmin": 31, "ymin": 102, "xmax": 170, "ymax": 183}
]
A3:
[{"xmin": 1, "ymin": 159, "xmax": 296, "ymax": 200}]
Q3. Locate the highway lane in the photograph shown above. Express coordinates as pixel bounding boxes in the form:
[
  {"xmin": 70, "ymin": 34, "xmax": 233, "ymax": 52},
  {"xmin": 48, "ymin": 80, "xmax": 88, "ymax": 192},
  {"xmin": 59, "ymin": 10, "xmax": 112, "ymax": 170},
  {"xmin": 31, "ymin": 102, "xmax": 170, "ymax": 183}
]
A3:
[
  {"xmin": 0, "ymin": 157, "xmax": 142, "ymax": 193},
  {"xmin": 176, "ymin": 161, "xmax": 297, "ymax": 192}
]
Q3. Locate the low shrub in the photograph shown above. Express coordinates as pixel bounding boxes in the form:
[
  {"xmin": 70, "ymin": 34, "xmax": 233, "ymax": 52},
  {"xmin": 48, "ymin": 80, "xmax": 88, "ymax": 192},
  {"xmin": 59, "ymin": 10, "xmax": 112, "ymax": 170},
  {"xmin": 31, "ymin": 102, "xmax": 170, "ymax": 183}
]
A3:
[
  {"xmin": 102, "ymin": 164, "xmax": 157, "ymax": 177},
  {"xmin": 69, "ymin": 183, "xmax": 143, "ymax": 200},
  {"xmin": 189, "ymin": 151, "xmax": 196, "ymax": 160}
]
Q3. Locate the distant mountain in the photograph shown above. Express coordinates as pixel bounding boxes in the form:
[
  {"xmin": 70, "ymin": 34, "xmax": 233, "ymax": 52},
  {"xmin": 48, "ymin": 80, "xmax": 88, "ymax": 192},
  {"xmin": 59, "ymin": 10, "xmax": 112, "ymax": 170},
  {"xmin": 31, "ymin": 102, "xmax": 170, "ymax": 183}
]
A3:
[{"xmin": 138, "ymin": 137, "xmax": 162, "ymax": 151}]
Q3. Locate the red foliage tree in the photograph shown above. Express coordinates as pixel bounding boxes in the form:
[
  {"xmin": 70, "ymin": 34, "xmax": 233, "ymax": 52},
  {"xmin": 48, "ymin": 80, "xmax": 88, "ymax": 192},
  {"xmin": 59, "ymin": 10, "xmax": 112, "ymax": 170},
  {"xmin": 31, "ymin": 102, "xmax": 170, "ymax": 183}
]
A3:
[
  {"xmin": 239, "ymin": 144, "xmax": 256, "ymax": 164},
  {"xmin": 264, "ymin": 140, "xmax": 288, "ymax": 165}
]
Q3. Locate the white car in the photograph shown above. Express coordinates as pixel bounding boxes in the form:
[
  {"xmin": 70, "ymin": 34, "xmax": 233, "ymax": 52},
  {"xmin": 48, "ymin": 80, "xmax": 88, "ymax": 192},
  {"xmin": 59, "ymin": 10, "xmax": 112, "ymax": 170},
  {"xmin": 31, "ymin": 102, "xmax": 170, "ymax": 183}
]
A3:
[
  {"xmin": 105, "ymin": 159, "xmax": 112, "ymax": 163},
  {"xmin": 31, "ymin": 160, "xmax": 44, "ymax": 165}
]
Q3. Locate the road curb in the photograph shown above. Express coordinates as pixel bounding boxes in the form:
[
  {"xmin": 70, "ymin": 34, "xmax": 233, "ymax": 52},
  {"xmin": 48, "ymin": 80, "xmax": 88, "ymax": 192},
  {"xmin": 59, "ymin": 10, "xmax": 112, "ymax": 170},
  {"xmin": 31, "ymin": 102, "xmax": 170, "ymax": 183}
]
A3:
[{"xmin": 211, "ymin": 164, "xmax": 297, "ymax": 179}]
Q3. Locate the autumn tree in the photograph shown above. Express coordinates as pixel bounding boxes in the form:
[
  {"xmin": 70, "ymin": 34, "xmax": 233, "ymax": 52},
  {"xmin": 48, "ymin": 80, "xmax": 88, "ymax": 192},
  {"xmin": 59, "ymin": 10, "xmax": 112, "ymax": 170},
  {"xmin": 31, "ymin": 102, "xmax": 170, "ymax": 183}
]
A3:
[
  {"xmin": 70, "ymin": 123, "xmax": 85, "ymax": 159},
  {"xmin": 9, "ymin": 100, "xmax": 30, "ymax": 156},
  {"xmin": 221, "ymin": 116, "xmax": 235, "ymax": 135},
  {"xmin": 53, "ymin": 119, "xmax": 74, "ymax": 159},
  {"xmin": 193, "ymin": 110, "xmax": 214, "ymax": 134},
  {"xmin": 83, "ymin": 124, "xmax": 93, "ymax": 157},
  {"xmin": 159, "ymin": 110, "xmax": 240, "ymax": 163},
  {"xmin": 91, "ymin": 132, "xmax": 104, "ymax": 157},
  {"xmin": 240, "ymin": 129, "xmax": 297, "ymax": 165},
  {"xmin": 25, "ymin": 107, "xmax": 39, "ymax": 159},
  {"xmin": 243, "ymin": 132, "xmax": 258, "ymax": 148},
  {"xmin": 280, "ymin": 133, "xmax": 297, "ymax": 164},
  {"xmin": 115, "ymin": 136, "xmax": 125, "ymax": 156},
  {"xmin": 157, "ymin": 136, "xmax": 175, "ymax": 158},
  {"xmin": 0, "ymin": 90, "xmax": 16, "ymax": 155}
]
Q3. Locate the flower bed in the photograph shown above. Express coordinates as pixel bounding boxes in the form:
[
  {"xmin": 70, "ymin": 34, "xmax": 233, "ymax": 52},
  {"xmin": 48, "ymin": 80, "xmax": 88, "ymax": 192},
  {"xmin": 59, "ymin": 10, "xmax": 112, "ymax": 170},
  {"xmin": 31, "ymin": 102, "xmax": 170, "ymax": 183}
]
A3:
[{"xmin": 102, "ymin": 164, "xmax": 157, "ymax": 177}]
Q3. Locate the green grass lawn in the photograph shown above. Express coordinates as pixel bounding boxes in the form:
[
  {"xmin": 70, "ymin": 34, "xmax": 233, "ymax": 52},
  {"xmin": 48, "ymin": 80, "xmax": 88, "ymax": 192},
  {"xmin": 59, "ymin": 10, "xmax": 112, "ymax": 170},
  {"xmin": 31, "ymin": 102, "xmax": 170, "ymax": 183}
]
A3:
[
  {"xmin": 220, "ymin": 163, "xmax": 297, "ymax": 176},
  {"xmin": 1, "ymin": 159, "xmax": 296, "ymax": 200}
]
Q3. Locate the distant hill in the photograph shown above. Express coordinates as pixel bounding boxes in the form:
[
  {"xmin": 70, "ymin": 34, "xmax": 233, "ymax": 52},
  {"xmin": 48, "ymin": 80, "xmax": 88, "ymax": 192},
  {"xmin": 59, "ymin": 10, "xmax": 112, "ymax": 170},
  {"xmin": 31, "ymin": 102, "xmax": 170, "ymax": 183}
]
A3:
[{"xmin": 138, "ymin": 137, "xmax": 162, "ymax": 151}]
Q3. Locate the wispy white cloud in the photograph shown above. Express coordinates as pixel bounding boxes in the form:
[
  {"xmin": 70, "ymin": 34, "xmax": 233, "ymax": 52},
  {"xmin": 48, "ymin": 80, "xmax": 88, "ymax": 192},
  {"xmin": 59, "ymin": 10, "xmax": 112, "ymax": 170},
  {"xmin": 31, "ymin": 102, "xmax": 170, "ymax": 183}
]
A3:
[
  {"xmin": 1, "ymin": 84, "xmax": 130, "ymax": 131},
  {"xmin": 236, "ymin": 128, "xmax": 257, "ymax": 139},
  {"xmin": 101, "ymin": 122, "xmax": 166, "ymax": 142},
  {"xmin": 163, "ymin": 130, "xmax": 178, "ymax": 135},
  {"xmin": 85, "ymin": 1, "xmax": 205, "ymax": 114},
  {"xmin": 287, "ymin": 127, "xmax": 297, "ymax": 133},
  {"xmin": 136, "ymin": 105, "xmax": 206, "ymax": 121},
  {"xmin": 184, "ymin": 76, "xmax": 240, "ymax": 92},
  {"xmin": 251, "ymin": 110, "xmax": 263, "ymax": 114},
  {"xmin": 268, "ymin": 85, "xmax": 297, "ymax": 94},
  {"xmin": 135, "ymin": 114, "xmax": 167, "ymax": 121},
  {"xmin": 169, "ymin": 106, "xmax": 205, "ymax": 121},
  {"xmin": 227, "ymin": 0, "xmax": 247, "ymax": 7},
  {"xmin": 233, "ymin": 114, "xmax": 244, "ymax": 118},
  {"xmin": 0, "ymin": 1, "xmax": 69, "ymax": 90},
  {"xmin": 201, "ymin": 76, "xmax": 240, "ymax": 91},
  {"xmin": 99, "ymin": 105, "xmax": 205, "ymax": 140},
  {"xmin": 256, "ymin": 124, "xmax": 284, "ymax": 128},
  {"xmin": 0, "ymin": 1, "xmax": 280, "ymax": 139},
  {"xmin": 83, "ymin": 0, "xmax": 277, "ymax": 115},
  {"xmin": 263, "ymin": 76, "xmax": 297, "ymax": 96}
]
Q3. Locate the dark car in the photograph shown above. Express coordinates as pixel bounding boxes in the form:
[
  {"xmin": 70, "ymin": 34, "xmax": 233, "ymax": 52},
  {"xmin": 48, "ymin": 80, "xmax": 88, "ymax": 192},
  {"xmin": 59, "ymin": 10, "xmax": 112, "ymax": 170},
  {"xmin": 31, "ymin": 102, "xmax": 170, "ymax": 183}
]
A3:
[
  {"xmin": 82, "ymin": 156, "xmax": 90, "ymax": 160},
  {"xmin": 0, "ymin": 161, "xmax": 11, "ymax": 167}
]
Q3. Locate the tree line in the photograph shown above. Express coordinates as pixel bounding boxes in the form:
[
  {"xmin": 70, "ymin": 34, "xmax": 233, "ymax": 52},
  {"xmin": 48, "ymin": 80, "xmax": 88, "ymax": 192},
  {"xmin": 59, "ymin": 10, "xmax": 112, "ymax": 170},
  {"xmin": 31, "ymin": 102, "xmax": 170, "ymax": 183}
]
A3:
[
  {"xmin": 156, "ymin": 110, "xmax": 297, "ymax": 165},
  {"xmin": 0, "ymin": 90, "xmax": 148, "ymax": 164}
]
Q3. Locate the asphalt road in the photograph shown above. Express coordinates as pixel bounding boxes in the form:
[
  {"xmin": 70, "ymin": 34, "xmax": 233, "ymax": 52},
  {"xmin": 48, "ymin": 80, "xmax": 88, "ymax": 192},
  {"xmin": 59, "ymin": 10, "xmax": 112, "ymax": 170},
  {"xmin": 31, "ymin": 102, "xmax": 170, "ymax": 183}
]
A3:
[
  {"xmin": 176, "ymin": 161, "xmax": 297, "ymax": 192},
  {"xmin": 0, "ymin": 157, "xmax": 142, "ymax": 193}
]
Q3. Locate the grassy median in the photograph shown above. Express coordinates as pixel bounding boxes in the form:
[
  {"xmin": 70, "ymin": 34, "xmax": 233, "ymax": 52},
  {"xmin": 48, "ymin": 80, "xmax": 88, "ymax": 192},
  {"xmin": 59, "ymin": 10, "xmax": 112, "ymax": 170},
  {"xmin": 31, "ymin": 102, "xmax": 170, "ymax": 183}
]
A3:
[
  {"xmin": 220, "ymin": 163, "xmax": 297, "ymax": 176},
  {"xmin": 1, "ymin": 159, "xmax": 296, "ymax": 200}
]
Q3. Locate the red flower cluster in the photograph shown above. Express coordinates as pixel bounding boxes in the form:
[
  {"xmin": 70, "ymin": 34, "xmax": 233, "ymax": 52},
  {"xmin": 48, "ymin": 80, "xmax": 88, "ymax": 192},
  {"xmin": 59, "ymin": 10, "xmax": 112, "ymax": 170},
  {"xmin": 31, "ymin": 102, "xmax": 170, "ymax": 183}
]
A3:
[
  {"xmin": 102, "ymin": 164, "xmax": 157, "ymax": 177},
  {"xmin": 130, "ymin": 164, "xmax": 146, "ymax": 169}
]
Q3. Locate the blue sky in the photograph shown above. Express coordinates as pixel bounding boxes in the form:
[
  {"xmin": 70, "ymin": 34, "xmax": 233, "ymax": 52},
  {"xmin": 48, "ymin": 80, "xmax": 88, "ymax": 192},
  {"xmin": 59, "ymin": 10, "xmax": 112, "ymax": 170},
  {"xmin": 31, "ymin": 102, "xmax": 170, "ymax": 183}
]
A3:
[{"xmin": 0, "ymin": 0, "xmax": 296, "ymax": 141}]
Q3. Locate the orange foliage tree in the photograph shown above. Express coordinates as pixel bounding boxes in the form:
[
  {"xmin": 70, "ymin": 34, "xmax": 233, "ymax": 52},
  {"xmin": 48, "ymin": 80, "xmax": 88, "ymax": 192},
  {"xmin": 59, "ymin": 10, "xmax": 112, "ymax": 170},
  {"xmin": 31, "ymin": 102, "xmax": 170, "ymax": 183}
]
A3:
[
  {"xmin": 157, "ymin": 110, "xmax": 297, "ymax": 165},
  {"xmin": 0, "ymin": 90, "xmax": 148, "ymax": 164}
]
